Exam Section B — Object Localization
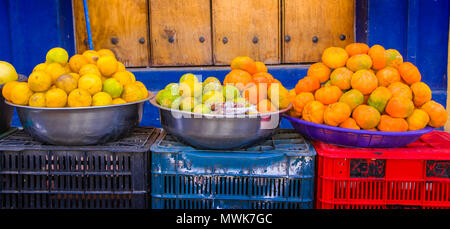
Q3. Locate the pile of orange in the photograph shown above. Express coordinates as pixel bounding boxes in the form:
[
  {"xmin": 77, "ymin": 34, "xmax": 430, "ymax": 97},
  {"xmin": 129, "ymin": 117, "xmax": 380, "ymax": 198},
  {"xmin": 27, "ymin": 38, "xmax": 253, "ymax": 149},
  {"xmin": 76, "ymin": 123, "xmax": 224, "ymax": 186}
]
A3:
[
  {"xmin": 224, "ymin": 56, "xmax": 290, "ymax": 113},
  {"xmin": 289, "ymin": 43, "xmax": 447, "ymax": 131}
]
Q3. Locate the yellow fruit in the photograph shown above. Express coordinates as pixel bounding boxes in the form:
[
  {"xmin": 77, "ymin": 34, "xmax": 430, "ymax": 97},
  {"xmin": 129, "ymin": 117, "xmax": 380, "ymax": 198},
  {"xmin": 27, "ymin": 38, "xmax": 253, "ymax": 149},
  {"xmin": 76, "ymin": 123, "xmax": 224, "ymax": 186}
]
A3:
[
  {"xmin": 46, "ymin": 47, "xmax": 69, "ymax": 64},
  {"xmin": 28, "ymin": 93, "xmax": 46, "ymax": 107},
  {"xmin": 0, "ymin": 61, "xmax": 18, "ymax": 85},
  {"xmin": 112, "ymin": 98, "xmax": 127, "ymax": 105},
  {"xmin": 79, "ymin": 64, "xmax": 101, "ymax": 76},
  {"xmin": 68, "ymin": 72, "xmax": 80, "ymax": 82},
  {"xmin": 103, "ymin": 78, "xmax": 124, "ymax": 98},
  {"xmin": 267, "ymin": 83, "xmax": 290, "ymax": 109},
  {"xmin": 78, "ymin": 74, "xmax": 102, "ymax": 95},
  {"xmin": 68, "ymin": 54, "xmax": 90, "ymax": 73},
  {"xmin": 407, "ymin": 109, "xmax": 430, "ymax": 131},
  {"xmin": 10, "ymin": 82, "xmax": 33, "ymax": 105},
  {"xmin": 122, "ymin": 83, "xmax": 146, "ymax": 103},
  {"xmin": 2, "ymin": 81, "xmax": 19, "ymax": 101},
  {"xmin": 45, "ymin": 88, "xmax": 67, "ymax": 108},
  {"xmin": 55, "ymin": 74, "xmax": 78, "ymax": 94},
  {"xmin": 112, "ymin": 71, "xmax": 135, "ymax": 86},
  {"xmin": 33, "ymin": 63, "xmax": 48, "ymax": 72},
  {"xmin": 117, "ymin": 62, "xmax": 126, "ymax": 72},
  {"xmin": 97, "ymin": 55, "xmax": 118, "ymax": 77},
  {"xmin": 82, "ymin": 50, "xmax": 99, "ymax": 64},
  {"xmin": 63, "ymin": 63, "xmax": 71, "ymax": 73},
  {"xmin": 28, "ymin": 71, "xmax": 52, "ymax": 92},
  {"xmin": 68, "ymin": 89, "xmax": 92, "ymax": 107},
  {"xmin": 97, "ymin": 49, "xmax": 115, "ymax": 58},
  {"xmin": 134, "ymin": 81, "xmax": 148, "ymax": 99},
  {"xmin": 179, "ymin": 79, "xmax": 202, "ymax": 98},
  {"xmin": 45, "ymin": 62, "xmax": 66, "ymax": 83},
  {"xmin": 92, "ymin": 92, "xmax": 113, "ymax": 106}
]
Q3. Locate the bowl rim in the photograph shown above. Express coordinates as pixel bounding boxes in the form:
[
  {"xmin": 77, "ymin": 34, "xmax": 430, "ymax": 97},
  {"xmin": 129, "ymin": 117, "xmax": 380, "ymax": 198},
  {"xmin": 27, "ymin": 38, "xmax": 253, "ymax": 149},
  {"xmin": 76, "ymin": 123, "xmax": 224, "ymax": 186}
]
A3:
[
  {"xmin": 149, "ymin": 91, "xmax": 292, "ymax": 118},
  {"xmin": 283, "ymin": 114, "xmax": 435, "ymax": 136},
  {"xmin": 5, "ymin": 91, "xmax": 153, "ymax": 110}
]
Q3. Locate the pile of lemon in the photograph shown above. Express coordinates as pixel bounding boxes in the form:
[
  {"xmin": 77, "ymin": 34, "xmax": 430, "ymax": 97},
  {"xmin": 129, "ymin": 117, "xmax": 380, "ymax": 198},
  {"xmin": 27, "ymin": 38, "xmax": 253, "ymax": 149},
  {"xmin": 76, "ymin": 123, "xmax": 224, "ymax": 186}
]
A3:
[{"xmin": 2, "ymin": 47, "xmax": 148, "ymax": 108}]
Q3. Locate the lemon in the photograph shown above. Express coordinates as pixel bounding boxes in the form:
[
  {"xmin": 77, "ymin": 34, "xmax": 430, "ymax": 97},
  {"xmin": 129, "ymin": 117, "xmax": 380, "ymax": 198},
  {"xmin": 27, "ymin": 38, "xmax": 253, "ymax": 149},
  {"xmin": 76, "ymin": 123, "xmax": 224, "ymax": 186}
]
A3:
[
  {"xmin": 46, "ymin": 47, "xmax": 69, "ymax": 64},
  {"xmin": 28, "ymin": 71, "xmax": 52, "ymax": 92},
  {"xmin": 55, "ymin": 74, "xmax": 78, "ymax": 94},
  {"xmin": 2, "ymin": 81, "xmax": 19, "ymax": 101},
  {"xmin": 112, "ymin": 71, "xmax": 135, "ymax": 86},
  {"xmin": 117, "ymin": 62, "xmax": 126, "ymax": 72},
  {"xmin": 193, "ymin": 104, "xmax": 212, "ymax": 114},
  {"xmin": 79, "ymin": 64, "xmax": 101, "ymax": 76},
  {"xmin": 68, "ymin": 89, "xmax": 92, "ymax": 107},
  {"xmin": 122, "ymin": 83, "xmax": 146, "ymax": 103},
  {"xmin": 0, "ymin": 61, "xmax": 18, "ymax": 85},
  {"xmin": 202, "ymin": 90, "xmax": 224, "ymax": 107},
  {"xmin": 180, "ymin": 97, "xmax": 199, "ymax": 111},
  {"xmin": 10, "ymin": 82, "xmax": 33, "ymax": 105},
  {"xmin": 97, "ymin": 49, "xmax": 116, "ymax": 58},
  {"xmin": 33, "ymin": 63, "xmax": 48, "ymax": 72},
  {"xmin": 68, "ymin": 54, "xmax": 90, "ymax": 73},
  {"xmin": 179, "ymin": 79, "xmax": 202, "ymax": 98},
  {"xmin": 45, "ymin": 88, "xmax": 67, "ymax": 108},
  {"xmin": 82, "ymin": 50, "xmax": 99, "ymax": 64},
  {"xmin": 112, "ymin": 98, "xmax": 127, "ymax": 105},
  {"xmin": 103, "ymin": 78, "xmax": 123, "ymax": 98},
  {"xmin": 179, "ymin": 73, "xmax": 198, "ymax": 84},
  {"xmin": 134, "ymin": 81, "xmax": 148, "ymax": 98},
  {"xmin": 68, "ymin": 72, "xmax": 80, "ymax": 81},
  {"xmin": 203, "ymin": 77, "xmax": 221, "ymax": 87},
  {"xmin": 92, "ymin": 92, "xmax": 113, "ymax": 106},
  {"xmin": 78, "ymin": 74, "xmax": 102, "ymax": 95},
  {"xmin": 28, "ymin": 93, "xmax": 46, "ymax": 107},
  {"xmin": 97, "ymin": 55, "xmax": 118, "ymax": 77},
  {"xmin": 45, "ymin": 62, "xmax": 66, "ymax": 83}
]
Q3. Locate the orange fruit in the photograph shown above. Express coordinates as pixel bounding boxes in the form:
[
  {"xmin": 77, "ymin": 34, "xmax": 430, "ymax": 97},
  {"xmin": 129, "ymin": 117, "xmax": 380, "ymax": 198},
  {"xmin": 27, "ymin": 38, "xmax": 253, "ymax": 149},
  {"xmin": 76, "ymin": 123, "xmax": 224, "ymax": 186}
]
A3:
[
  {"xmin": 122, "ymin": 83, "xmax": 147, "ymax": 103},
  {"xmin": 28, "ymin": 93, "xmax": 46, "ymax": 107},
  {"xmin": 421, "ymin": 100, "xmax": 447, "ymax": 128},
  {"xmin": 267, "ymin": 83, "xmax": 290, "ymax": 109},
  {"xmin": 410, "ymin": 82, "xmax": 432, "ymax": 107},
  {"xmin": 27, "ymin": 71, "xmax": 52, "ymax": 92},
  {"xmin": 292, "ymin": 92, "xmax": 315, "ymax": 114},
  {"xmin": 68, "ymin": 54, "xmax": 90, "ymax": 73},
  {"xmin": 257, "ymin": 99, "xmax": 277, "ymax": 113},
  {"xmin": 321, "ymin": 47, "xmax": 349, "ymax": 69},
  {"xmin": 385, "ymin": 49, "xmax": 403, "ymax": 68},
  {"xmin": 243, "ymin": 83, "xmax": 267, "ymax": 105},
  {"xmin": 224, "ymin": 69, "xmax": 253, "ymax": 91},
  {"xmin": 307, "ymin": 62, "xmax": 330, "ymax": 83},
  {"xmin": 45, "ymin": 88, "xmax": 67, "ymax": 108},
  {"xmin": 55, "ymin": 74, "xmax": 78, "ymax": 94},
  {"xmin": 2, "ymin": 81, "xmax": 20, "ymax": 101},
  {"xmin": 79, "ymin": 64, "xmax": 101, "ymax": 77},
  {"xmin": 330, "ymin": 67, "xmax": 353, "ymax": 90},
  {"xmin": 294, "ymin": 76, "xmax": 320, "ymax": 94},
  {"xmin": 377, "ymin": 115, "xmax": 409, "ymax": 132},
  {"xmin": 97, "ymin": 49, "xmax": 115, "ymax": 58},
  {"xmin": 112, "ymin": 71, "xmax": 136, "ymax": 86},
  {"xmin": 97, "ymin": 55, "xmax": 118, "ymax": 77},
  {"xmin": 385, "ymin": 96, "xmax": 414, "ymax": 118},
  {"xmin": 324, "ymin": 102, "xmax": 351, "ymax": 126},
  {"xmin": 350, "ymin": 69, "xmax": 378, "ymax": 95},
  {"xmin": 10, "ymin": 82, "xmax": 33, "ymax": 105},
  {"xmin": 368, "ymin": 45, "xmax": 387, "ymax": 70},
  {"xmin": 68, "ymin": 89, "xmax": 92, "ymax": 107},
  {"xmin": 367, "ymin": 87, "xmax": 392, "ymax": 113},
  {"xmin": 252, "ymin": 72, "xmax": 274, "ymax": 86},
  {"xmin": 339, "ymin": 118, "xmax": 361, "ymax": 130},
  {"xmin": 407, "ymin": 109, "xmax": 430, "ymax": 131},
  {"xmin": 352, "ymin": 105, "xmax": 381, "ymax": 129},
  {"xmin": 230, "ymin": 56, "xmax": 257, "ymax": 75},
  {"xmin": 346, "ymin": 54, "xmax": 373, "ymax": 72},
  {"xmin": 339, "ymin": 89, "xmax": 364, "ymax": 111},
  {"xmin": 45, "ymin": 62, "xmax": 66, "ymax": 83},
  {"xmin": 397, "ymin": 62, "xmax": 421, "ymax": 85},
  {"xmin": 345, "ymin": 43, "xmax": 370, "ymax": 56},
  {"xmin": 255, "ymin": 61, "xmax": 268, "ymax": 73},
  {"xmin": 364, "ymin": 128, "xmax": 378, "ymax": 131},
  {"xmin": 302, "ymin": 101, "xmax": 325, "ymax": 124},
  {"xmin": 78, "ymin": 74, "xmax": 103, "ymax": 95},
  {"xmin": 388, "ymin": 82, "xmax": 412, "ymax": 100},
  {"xmin": 82, "ymin": 50, "xmax": 99, "ymax": 64},
  {"xmin": 376, "ymin": 66, "xmax": 401, "ymax": 87},
  {"xmin": 315, "ymin": 85, "xmax": 342, "ymax": 105}
]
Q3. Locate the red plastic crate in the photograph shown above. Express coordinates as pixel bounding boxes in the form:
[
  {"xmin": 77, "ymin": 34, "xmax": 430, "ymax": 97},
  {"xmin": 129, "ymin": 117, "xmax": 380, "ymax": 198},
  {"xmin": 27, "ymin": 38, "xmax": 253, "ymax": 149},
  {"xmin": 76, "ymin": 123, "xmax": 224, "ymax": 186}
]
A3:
[{"xmin": 314, "ymin": 131, "xmax": 450, "ymax": 209}]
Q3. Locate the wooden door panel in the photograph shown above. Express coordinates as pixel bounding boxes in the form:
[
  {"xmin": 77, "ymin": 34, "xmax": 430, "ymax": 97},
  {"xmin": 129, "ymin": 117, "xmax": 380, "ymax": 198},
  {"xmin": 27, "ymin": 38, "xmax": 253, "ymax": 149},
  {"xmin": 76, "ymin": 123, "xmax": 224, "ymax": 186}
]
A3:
[
  {"xmin": 283, "ymin": 0, "xmax": 355, "ymax": 63},
  {"xmin": 73, "ymin": 0, "xmax": 149, "ymax": 67},
  {"xmin": 212, "ymin": 0, "xmax": 280, "ymax": 65}
]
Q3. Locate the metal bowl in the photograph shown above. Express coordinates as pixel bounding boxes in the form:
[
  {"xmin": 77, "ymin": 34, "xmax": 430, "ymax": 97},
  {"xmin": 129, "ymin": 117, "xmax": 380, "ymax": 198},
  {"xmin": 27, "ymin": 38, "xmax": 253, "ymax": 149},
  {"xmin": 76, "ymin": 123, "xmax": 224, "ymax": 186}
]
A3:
[
  {"xmin": 0, "ymin": 74, "xmax": 27, "ymax": 133},
  {"xmin": 150, "ymin": 93, "xmax": 292, "ymax": 149},
  {"xmin": 5, "ymin": 91, "xmax": 151, "ymax": 145}
]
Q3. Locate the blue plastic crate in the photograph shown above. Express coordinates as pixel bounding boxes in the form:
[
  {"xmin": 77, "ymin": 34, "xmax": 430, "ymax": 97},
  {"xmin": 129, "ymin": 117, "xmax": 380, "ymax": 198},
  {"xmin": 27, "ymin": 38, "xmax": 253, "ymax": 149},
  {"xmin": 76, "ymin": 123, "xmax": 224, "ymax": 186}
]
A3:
[{"xmin": 150, "ymin": 129, "xmax": 316, "ymax": 209}]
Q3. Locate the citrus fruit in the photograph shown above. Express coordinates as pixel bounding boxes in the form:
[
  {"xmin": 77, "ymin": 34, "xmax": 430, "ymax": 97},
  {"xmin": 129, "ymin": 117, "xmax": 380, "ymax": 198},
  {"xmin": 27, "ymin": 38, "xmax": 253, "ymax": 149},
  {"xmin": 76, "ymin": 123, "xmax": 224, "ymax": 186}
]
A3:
[
  {"xmin": 122, "ymin": 83, "xmax": 146, "ymax": 103},
  {"xmin": 377, "ymin": 115, "xmax": 409, "ymax": 132},
  {"xmin": 33, "ymin": 63, "xmax": 48, "ymax": 73},
  {"xmin": 28, "ymin": 93, "xmax": 46, "ymax": 107},
  {"xmin": 410, "ymin": 82, "xmax": 431, "ymax": 107},
  {"xmin": 294, "ymin": 76, "xmax": 320, "ymax": 94},
  {"xmin": 302, "ymin": 101, "xmax": 325, "ymax": 124},
  {"xmin": 133, "ymin": 81, "xmax": 148, "ymax": 98},
  {"xmin": 46, "ymin": 47, "xmax": 69, "ymax": 64},
  {"xmin": 230, "ymin": 56, "xmax": 257, "ymax": 75},
  {"xmin": 385, "ymin": 96, "xmax": 414, "ymax": 118},
  {"xmin": 223, "ymin": 69, "xmax": 253, "ymax": 91},
  {"xmin": 2, "ymin": 81, "xmax": 19, "ymax": 101},
  {"xmin": 339, "ymin": 118, "xmax": 361, "ymax": 130},
  {"xmin": 193, "ymin": 104, "xmax": 212, "ymax": 114},
  {"xmin": 257, "ymin": 99, "xmax": 277, "ymax": 113},
  {"xmin": 345, "ymin": 43, "xmax": 370, "ymax": 56},
  {"xmin": 223, "ymin": 85, "xmax": 240, "ymax": 102},
  {"xmin": 385, "ymin": 49, "xmax": 403, "ymax": 68},
  {"xmin": 78, "ymin": 74, "xmax": 102, "ymax": 95},
  {"xmin": 0, "ymin": 61, "xmax": 18, "ymax": 85},
  {"xmin": 179, "ymin": 73, "xmax": 199, "ymax": 84},
  {"xmin": 68, "ymin": 89, "xmax": 92, "ymax": 107},
  {"xmin": 165, "ymin": 83, "xmax": 180, "ymax": 96},
  {"xmin": 388, "ymin": 82, "xmax": 412, "ymax": 99},
  {"xmin": 156, "ymin": 90, "xmax": 178, "ymax": 107},
  {"xmin": 376, "ymin": 66, "xmax": 401, "ymax": 87},
  {"xmin": 45, "ymin": 62, "xmax": 66, "ymax": 83},
  {"xmin": 82, "ymin": 50, "xmax": 99, "ymax": 64},
  {"xmin": 407, "ymin": 109, "xmax": 430, "ymax": 131},
  {"xmin": 307, "ymin": 62, "xmax": 330, "ymax": 83},
  {"xmin": 367, "ymin": 86, "xmax": 392, "ymax": 113},
  {"xmin": 421, "ymin": 100, "xmax": 447, "ymax": 128},
  {"xmin": 68, "ymin": 72, "xmax": 80, "ymax": 82},
  {"xmin": 92, "ymin": 92, "xmax": 113, "ymax": 106},
  {"xmin": 55, "ymin": 74, "xmax": 78, "ymax": 94},
  {"xmin": 346, "ymin": 54, "xmax": 373, "ymax": 72},
  {"xmin": 292, "ymin": 92, "xmax": 315, "ymax": 114},
  {"xmin": 10, "ymin": 82, "xmax": 33, "ymax": 105},
  {"xmin": 180, "ymin": 97, "xmax": 199, "ymax": 111},
  {"xmin": 117, "ymin": 62, "xmax": 126, "ymax": 72},
  {"xmin": 103, "ymin": 78, "xmax": 123, "ymax": 98},
  {"xmin": 324, "ymin": 102, "xmax": 351, "ymax": 126},
  {"xmin": 97, "ymin": 55, "xmax": 118, "ymax": 77},
  {"xmin": 350, "ymin": 69, "xmax": 378, "ymax": 95},
  {"xmin": 97, "ymin": 49, "xmax": 115, "ymax": 58},
  {"xmin": 202, "ymin": 90, "xmax": 223, "ymax": 106},
  {"xmin": 179, "ymin": 79, "xmax": 202, "ymax": 98},
  {"xmin": 330, "ymin": 67, "xmax": 353, "ymax": 90},
  {"xmin": 352, "ymin": 105, "xmax": 381, "ymax": 129},
  {"xmin": 267, "ymin": 83, "xmax": 290, "ymax": 109},
  {"xmin": 203, "ymin": 77, "xmax": 221, "ymax": 86},
  {"xmin": 45, "ymin": 88, "xmax": 67, "ymax": 108},
  {"xmin": 321, "ymin": 47, "xmax": 349, "ymax": 69},
  {"xmin": 255, "ymin": 61, "xmax": 268, "ymax": 73},
  {"xmin": 398, "ymin": 62, "xmax": 421, "ymax": 85},
  {"xmin": 112, "ymin": 98, "xmax": 127, "ymax": 105},
  {"xmin": 252, "ymin": 72, "xmax": 274, "ymax": 86},
  {"xmin": 68, "ymin": 54, "xmax": 90, "ymax": 73},
  {"xmin": 368, "ymin": 45, "xmax": 387, "ymax": 70},
  {"xmin": 28, "ymin": 71, "xmax": 52, "ymax": 92},
  {"xmin": 203, "ymin": 82, "xmax": 222, "ymax": 94},
  {"xmin": 79, "ymin": 64, "xmax": 101, "ymax": 76},
  {"xmin": 243, "ymin": 83, "xmax": 267, "ymax": 105},
  {"xmin": 111, "ymin": 71, "xmax": 135, "ymax": 86},
  {"xmin": 315, "ymin": 85, "xmax": 342, "ymax": 105}
]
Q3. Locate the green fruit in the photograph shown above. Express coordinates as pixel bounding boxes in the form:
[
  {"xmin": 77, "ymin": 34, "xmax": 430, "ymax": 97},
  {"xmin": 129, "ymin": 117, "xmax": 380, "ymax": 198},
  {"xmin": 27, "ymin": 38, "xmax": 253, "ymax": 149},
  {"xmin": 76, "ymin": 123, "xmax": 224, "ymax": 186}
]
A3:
[
  {"xmin": 165, "ymin": 83, "xmax": 180, "ymax": 96},
  {"xmin": 179, "ymin": 73, "xmax": 198, "ymax": 84},
  {"xmin": 367, "ymin": 87, "xmax": 392, "ymax": 113},
  {"xmin": 103, "ymin": 78, "xmax": 124, "ymax": 98},
  {"xmin": 339, "ymin": 89, "xmax": 364, "ymax": 111},
  {"xmin": 223, "ymin": 85, "xmax": 240, "ymax": 102},
  {"xmin": 170, "ymin": 96, "xmax": 182, "ymax": 110},
  {"xmin": 203, "ymin": 77, "xmax": 221, "ymax": 87},
  {"xmin": 180, "ymin": 97, "xmax": 199, "ymax": 111},
  {"xmin": 156, "ymin": 89, "xmax": 176, "ymax": 105},
  {"xmin": 46, "ymin": 47, "xmax": 69, "ymax": 64},
  {"xmin": 202, "ymin": 90, "xmax": 224, "ymax": 106},
  {"xmin": 193, "ymin": 104, "xmax": 212, "ymax": 114},
  {"xmin": 179, "ymin": 79, "xmax": 202, "ymax": 98},
  {"xmin": 203, "ymin": 82, "xmax": 222, "ymax": 94}
]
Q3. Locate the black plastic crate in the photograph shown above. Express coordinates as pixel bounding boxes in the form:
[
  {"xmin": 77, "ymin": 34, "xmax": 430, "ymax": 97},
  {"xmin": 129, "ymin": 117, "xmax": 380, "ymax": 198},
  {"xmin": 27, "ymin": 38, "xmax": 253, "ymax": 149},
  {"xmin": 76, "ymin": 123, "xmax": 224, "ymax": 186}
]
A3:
[{"xmin": 0, "ymin": 127, "xmax": 160, "ymax": 209}]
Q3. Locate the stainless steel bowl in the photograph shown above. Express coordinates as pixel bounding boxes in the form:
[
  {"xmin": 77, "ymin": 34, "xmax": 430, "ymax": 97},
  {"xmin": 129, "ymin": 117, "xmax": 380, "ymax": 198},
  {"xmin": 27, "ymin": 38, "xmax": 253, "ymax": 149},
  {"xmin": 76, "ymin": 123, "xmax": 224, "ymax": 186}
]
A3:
[
  {"xmin": 5, "ymin": 92, "xmax": 151, "ymax": 145},
  {"xmin": 150, "ymin": 94, "xmax": 292, "ymax": 149}
]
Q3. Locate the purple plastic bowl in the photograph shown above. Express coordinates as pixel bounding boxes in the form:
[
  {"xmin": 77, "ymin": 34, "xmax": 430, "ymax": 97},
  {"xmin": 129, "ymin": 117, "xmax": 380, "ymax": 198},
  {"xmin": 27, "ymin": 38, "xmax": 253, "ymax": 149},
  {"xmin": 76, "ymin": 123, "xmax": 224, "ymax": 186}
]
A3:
[{"xmin": 284, "ymin": 115, "xmax": 434, "ymax": 148}]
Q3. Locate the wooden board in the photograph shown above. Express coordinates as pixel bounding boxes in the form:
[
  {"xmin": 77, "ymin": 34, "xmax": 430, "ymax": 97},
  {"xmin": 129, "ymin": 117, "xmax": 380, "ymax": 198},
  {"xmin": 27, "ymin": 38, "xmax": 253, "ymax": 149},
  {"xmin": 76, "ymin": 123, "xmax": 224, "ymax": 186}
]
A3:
[
  {"xmin": 212, "ymin": 0, "xmax": 280, "ymax": 65},
  {"xmin": 149, "ymin": 0, "xmax": 212, "ymax": 66},
  {"xmin": 283, "ymin": 0, "xmax": 355, "ymax": 63},
  {"xmin": 73, "ymin": 0, "xmax": 149, "ymax": 67}
]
